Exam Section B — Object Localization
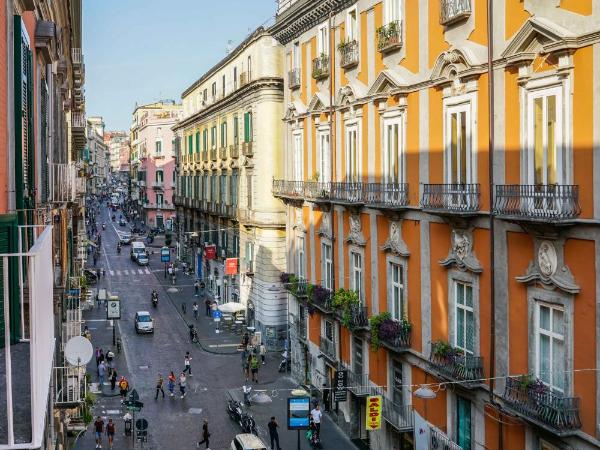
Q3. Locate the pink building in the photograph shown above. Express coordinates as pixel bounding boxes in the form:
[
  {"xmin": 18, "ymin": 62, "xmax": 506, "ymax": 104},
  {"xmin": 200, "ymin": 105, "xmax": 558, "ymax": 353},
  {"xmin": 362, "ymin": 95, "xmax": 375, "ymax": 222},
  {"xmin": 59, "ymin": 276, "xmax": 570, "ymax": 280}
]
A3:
[{"xmin": 131, "ymin": 101, "xmax": 182, "ymax": 229}]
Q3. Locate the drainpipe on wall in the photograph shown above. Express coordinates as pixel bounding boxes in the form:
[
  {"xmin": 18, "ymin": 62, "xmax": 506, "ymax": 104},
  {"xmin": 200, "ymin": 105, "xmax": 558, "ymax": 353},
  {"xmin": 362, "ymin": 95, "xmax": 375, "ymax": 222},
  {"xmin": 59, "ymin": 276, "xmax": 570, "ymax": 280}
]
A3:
[{"xmin": 486, "ymin": 0, "xmax": 503, "ymax": 448}]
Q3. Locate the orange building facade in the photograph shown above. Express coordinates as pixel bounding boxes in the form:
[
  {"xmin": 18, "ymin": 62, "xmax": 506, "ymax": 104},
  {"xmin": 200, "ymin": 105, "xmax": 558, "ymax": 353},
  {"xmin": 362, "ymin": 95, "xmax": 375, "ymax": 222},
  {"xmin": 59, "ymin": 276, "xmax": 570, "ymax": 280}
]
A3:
[{"xmin": 271, "ymin": 1, "xmax": 600, "ymax": 449}]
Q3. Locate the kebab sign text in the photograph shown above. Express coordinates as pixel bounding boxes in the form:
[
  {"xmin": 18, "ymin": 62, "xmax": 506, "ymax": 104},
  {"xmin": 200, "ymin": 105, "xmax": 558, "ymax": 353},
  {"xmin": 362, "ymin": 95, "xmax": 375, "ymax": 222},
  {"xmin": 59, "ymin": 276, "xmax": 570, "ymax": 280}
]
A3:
[{"xmin": 365, "ymin": 395, "xmax": 382, "ymax": 431}]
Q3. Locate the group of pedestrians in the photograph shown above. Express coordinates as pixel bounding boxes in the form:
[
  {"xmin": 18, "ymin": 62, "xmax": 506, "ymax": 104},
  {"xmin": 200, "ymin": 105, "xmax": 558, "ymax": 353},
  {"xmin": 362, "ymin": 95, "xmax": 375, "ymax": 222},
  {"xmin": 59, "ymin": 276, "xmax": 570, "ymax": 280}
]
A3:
[
  {"xmin": 93, "ymin": 416, "xmax": 116, "ymax": 449},
  {"xmin": 95, "ymin": 346, "xmax": 121, "ymax": 391},
  {"xmin": 153, "ymin": 352, "xmax": 193, "ymax": 400},
  {"xmin": 240, "ymin": 334, "xmax": 266, "ymax": 384}
]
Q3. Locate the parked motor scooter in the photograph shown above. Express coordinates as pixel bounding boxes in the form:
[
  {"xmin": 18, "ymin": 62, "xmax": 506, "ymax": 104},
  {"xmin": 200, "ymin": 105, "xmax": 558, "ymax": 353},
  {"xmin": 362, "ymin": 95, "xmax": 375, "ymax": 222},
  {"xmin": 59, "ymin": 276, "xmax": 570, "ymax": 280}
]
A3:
[{"xmin": 278, "ymin": 350, "xmax": 291, "ymax": 373}]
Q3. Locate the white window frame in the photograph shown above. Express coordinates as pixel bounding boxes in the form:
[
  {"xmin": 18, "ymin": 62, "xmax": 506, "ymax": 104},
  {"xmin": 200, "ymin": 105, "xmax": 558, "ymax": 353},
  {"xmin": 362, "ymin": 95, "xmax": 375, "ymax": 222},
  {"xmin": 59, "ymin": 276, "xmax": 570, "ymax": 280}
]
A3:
[
  {"xmin": 321, "ymin": 241, "xmax": 333, "ymax": 290},
  {"xmin": 293, "ymin": 41, "xmax": 301, "ymax": 70},
  {"xmin": 317, "ymin": 22, "xmax": 329, "ymax": 55},
  {"xmin": 384, "ymin": 0, "xmax": 402, "ymax": 25},
  {"xmin": 454, "ymin": 280, "xmax": 474, "ymax": 355},
  {"xmin": 296, "ymin": 236, "xmax": 306, "ymax": 280},
  {"xmin": 317, "ymin": 126, "xmax": 331, "ymax": 183},
  {"xmin": 155, "ymin": 139, "xmax": 163, "ymax": 156},
  {"xmin": 443, "ymin": 95, "xmax": 477, "ymax": 185},
  {"xmin": 345, "ymin": 121, "xmax": 361, "ymax": 182},
  {"xmin": 389, "ymin": 262, "xmax": 405, "ymax": 321},
  {"xmin": 293, "ymin": 130, "xmax": 304, "ymax": 182},
  {"xmin": 525, "ymin": 85, "xmax": 565, "ymax": 185},
  {"xmin": 382, "ymin": 113, "xmax": 406, "ymax": 184},
  {"xmin": 350, "ymin": 250, "xmax": 363, "ymax": 304},
  {"xmin": 535, "ymin": 302, "xmax": 565, "ymax": 393},
  {"xmin": 346, "ymin": 6, "xmax": 358, "ymax": 41}
]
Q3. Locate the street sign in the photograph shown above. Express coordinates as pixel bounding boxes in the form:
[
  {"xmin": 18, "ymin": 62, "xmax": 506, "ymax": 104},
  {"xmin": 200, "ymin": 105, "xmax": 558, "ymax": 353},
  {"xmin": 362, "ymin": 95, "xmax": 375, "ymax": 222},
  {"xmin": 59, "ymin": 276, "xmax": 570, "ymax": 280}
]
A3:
[
  {"xmin": 160, "ymin": 246, "xmax": 170, "ymax": 262},
  {"xmin": 106, "ymin": 297, "xmax": 121, "ymax": 320},
  {"xmin": 287, "ymin": 396, "xmax": 310, "ymax": 430},
  {"xmin": 212, "ymin": 310, "xmax": 223, "ymax": 319},
  {"xmin": 205, "ymin": 245, "xmax": 216, "ymax": 260},
  {"xmin": 135, "ymin": 419, "xmax": 148, "ymax": 431},
  {"xmin": 225, "ymin": 258, "xmax": 238, "ymax": 275},
  {"xmin": 124, "ymin": 400, "xmax": 144, "ymax": 412},
  {"xmin": 333, "ymin": 369, "xmax": 348, "ymax": 402},
  {"xmin": 365, "ymin": 395, "xmax": 382, "ymax": 431},
  {"xmin": 129, "ymin": 389, "xmax": 140, "ymax": 402}
]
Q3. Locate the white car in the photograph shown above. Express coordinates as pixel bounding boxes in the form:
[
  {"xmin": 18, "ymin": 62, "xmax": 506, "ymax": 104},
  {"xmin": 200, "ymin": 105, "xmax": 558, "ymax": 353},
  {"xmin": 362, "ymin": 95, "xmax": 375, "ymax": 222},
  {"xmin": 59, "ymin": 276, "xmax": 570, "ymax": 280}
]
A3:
[
  {"xmin": 230, "ymin": 434, "xmax": 267, "ymax": 450},
  {"xmin": 134, "ymin": 311, "xmax": 154, "ymax": 334}
]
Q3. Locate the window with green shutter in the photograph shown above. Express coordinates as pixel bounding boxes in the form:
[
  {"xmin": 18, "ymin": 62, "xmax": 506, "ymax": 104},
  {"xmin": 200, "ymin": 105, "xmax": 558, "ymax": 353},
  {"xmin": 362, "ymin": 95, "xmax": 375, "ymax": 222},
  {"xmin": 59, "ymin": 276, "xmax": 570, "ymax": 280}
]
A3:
[
  {"xmin": 195, "ymin": 132, "xmax": 200, "ymax": 153},
  {"xmin": 233, "ymin": 115, "xmax": 239, "ymax": 144},
  {"xmin": 211, "ymin": 126, "xmax": 217, "ymax": 149},
  {"xmin": 0, "ymin": 214, "xmax": 20, "ymax": 348},
  {"xmin": 221, "ymin": 121, "xmax": 227, "ymax": 147},
  {"xmin": 188, "ymin": 134, "xmax": 193, "ymax": 155},
  {"xmin": 203, "ymin": 129, "xmax": 208, "ymax": 152},
  {"xmin": 40, "ymin": 79, "xmax": 49, "ymax": 202},
  {"xmin": 244, "ymin": 112, "xmax": 253, "ymax": 143}
]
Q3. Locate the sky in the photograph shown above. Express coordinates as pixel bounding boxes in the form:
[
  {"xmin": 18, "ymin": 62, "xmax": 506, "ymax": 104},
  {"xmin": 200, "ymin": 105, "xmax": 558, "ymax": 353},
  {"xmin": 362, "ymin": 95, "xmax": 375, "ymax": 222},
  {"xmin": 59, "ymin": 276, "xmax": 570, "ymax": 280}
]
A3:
[{"xmin": 83, "ymin": 0, "xmax": 277, "ymax": 131}]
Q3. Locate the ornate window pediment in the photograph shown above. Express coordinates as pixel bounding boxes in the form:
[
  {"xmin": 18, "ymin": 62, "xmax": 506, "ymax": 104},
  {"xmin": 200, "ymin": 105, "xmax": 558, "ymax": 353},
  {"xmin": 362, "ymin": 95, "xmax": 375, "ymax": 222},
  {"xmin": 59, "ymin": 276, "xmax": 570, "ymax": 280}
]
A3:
[
  {"xmin": 336, "ymin": 81, "xmax": 367, "ymax": 108},
  {"xmin": 293, "ymin": 210, "xmax": 306, "ymax": 233},
  {"xmin": 440, "ymin": 229, "xmax": 482, "ymax": 273},
  {"xmin": 430, "ymin": 48, "xmax": 484, "ymax": 85},
  {"xmin": 307, "ymin": 92, "xmax": 330, "ymax": 114},
  {"xmin": 381, "ymin": 221, "xmax": 410, "ymax": 257},
  {"xmin": 516, "ymin": 239, "xmax": 579, "ymax": 294},
  {"xmin": 317, "ymin": 212, "xmax": 333, "ymax": 241},
  {"xmin": 367, "ymin": 70, "xmax": 406, "ymax": 97},
  {"xmin": 502, "ymin": 18, "xmax": 573, "ymax": 67},
  {"xmin": 345, "ymin": 214, "xmax": 366, "ymax": 247},
  {"xmin": 284, "ymin": 100, "xmax": 307, "ymax": 121}
]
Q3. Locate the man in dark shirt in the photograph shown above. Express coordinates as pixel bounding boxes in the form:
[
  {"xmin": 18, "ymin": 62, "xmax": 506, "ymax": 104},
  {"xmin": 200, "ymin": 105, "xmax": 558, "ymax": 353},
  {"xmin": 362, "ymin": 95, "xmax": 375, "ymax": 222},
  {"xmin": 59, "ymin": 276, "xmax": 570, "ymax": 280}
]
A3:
[
  {"xmin": 94, "ymin": 416, "xmax": 104, "ymax": 448},
  {"xmin": 268, "ymin": 416, "xmax": 282, "ymax": 450}
]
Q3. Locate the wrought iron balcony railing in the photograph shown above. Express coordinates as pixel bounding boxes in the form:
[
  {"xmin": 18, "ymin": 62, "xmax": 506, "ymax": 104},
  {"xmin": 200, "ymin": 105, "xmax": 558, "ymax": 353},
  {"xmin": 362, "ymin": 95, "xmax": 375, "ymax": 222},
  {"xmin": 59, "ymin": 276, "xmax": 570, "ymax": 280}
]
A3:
[
  {"xmin": 429, "ymin": 351, "xmax": 484, "ymax": 385},
  {"xmin": 349, "ymin": 305, "xmax": 369, "ymax": 329},
  {"xmin": 304, "ymin": 181, "xmax": 332, "ymax": 202},
  {"xmin": 430, "ymin": 425, "xmax": 462, "ymax": 450},
  {"xmin": 502, "ymin": 377, "xmax": 581, "ymax": 434},
  {"xmin": 294, "ymin": 317, "xmax": 307, "ymax": 341},
  {"xmin": 312, "ymin": 54, "xmax": 330, "ymax": 80},
  {"xmin": 363, "ymin": 182, "xmax": 409, "ymax": 208},
  {"xmin": 319, "ymin": 336, "xmax": 337, "ymax": 361},
  {"xmin": 346, "ymin": 369, "xmax": 381, "ymax": 396},
  {"xmin": 330, "ymin": 181, "xmax": 364, "ymax": 204},
  {"xmin": 379, "ymin": 320, "xmax": 411, "ymax": 351},
  {"xmin": 493, "ymin": 184, "xmax": 581, "ymax": 223},
  {"xmin": 421, "ymin": 183, "xmax": 480, "ymax": 214},
  {"xmin": 440, "ymin": 0, "xmax": 472, "ymax": 25},
  {"xmin": 377, "ymin": 20, "xmax": 402, "ymax": 53},
  {"xmin": 339, "ymin": 40, "xmax": 359, "ymax": 68},
  {"xmin": 288, "ymin": 68, "xmax": 301, "ymax": 89},
  {"xmin": 283, "ymin": 277, "xmax": 309, "ymax": 298},
  {"xmin": 382, "ymin": 399, "xmax": 413, "ymax": 432},
  {"xmin": 272, "ymin": 180, "xmax": 305, "ymax": 199},
  {"xmin": 151, "ymin": 181, "xmax": 164, "ymax": 189}
]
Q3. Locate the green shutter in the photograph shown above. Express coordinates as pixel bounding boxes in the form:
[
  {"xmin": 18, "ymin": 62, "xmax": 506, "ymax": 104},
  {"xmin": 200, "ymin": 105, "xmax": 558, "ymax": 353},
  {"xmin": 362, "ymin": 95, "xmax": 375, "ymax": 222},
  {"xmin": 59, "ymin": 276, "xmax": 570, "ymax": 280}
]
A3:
[
  {"xmin": 195, "ymin": 132, "xmax": 200, "ymax": 153},
  {"xmin": 40, "ymin": 80, "xmax": 49, "ymax": 202},
  {"xmin": 188, "ymin": 135, "xmax": 193, "ymax": 155},
  {"xmin": 244, "ymin": 112, "xmax": 250, "ymax": 142},
  {"xmin": 0, "ymin": 214, "xmax": 20, "ymax": 348}
]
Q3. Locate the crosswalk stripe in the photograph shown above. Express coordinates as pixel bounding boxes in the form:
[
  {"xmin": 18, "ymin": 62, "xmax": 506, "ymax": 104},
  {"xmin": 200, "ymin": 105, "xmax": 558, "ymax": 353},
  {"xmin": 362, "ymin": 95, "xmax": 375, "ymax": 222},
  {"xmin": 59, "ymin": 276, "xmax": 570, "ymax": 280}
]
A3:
[
  {"xmin": 110, "ymin": 270, "xmax": 115, "ymax": 276},
  {"xmin": 145, "ymin": 268, "xmax": 151, "ymax": 275}
]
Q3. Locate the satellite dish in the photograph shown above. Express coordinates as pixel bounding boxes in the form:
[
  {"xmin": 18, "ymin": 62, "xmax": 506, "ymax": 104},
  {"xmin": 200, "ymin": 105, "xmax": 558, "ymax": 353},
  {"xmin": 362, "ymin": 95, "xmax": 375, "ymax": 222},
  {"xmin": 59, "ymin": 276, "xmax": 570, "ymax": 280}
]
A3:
[{"xmin": 64, "ymin": 335, "xmax": 94, "ymax": 366}]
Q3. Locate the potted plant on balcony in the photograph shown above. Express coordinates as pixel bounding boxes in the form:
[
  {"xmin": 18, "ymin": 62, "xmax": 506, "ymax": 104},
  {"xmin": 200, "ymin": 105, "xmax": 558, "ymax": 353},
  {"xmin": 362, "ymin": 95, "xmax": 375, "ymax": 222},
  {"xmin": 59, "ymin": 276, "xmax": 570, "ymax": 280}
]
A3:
[
  {"xmin": 332, "ymin": 288, "xmax": 360, "ymax": 329},
  {"xmin": 311, "ymin": 284, "xmax": 332, "ymax": 308},
  {"xmin": 377, "ymin": 21, "xmax": 400, "ymax": 50},
  {"xmin": 369, "ymin": 312, "xmax": 391, "ymax": 350},
  {"xmin": 431, "ymin": 340, "xmax": 454, "ymax": 361}
]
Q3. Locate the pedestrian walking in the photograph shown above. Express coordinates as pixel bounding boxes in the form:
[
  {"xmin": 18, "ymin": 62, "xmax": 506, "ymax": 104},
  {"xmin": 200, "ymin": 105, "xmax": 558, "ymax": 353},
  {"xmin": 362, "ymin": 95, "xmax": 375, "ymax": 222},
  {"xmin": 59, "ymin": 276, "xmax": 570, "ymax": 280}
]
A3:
[
  {"xmin": 118, "ymin": 376, "xmax": 129, "ymax": 403},
  {"xmin": 110, "ymin": 370, "xmax": 117, "ymax": 391},
  {"xmin": 268, "ymin": 417, "xmax": 282, "ymax": 450},
  {"xmin": 244, "ymin": 354, "xmax": 251, "ymax": 382},
  {"xmin": 260, "ymin": 343, "xmax": 266, "ymax": 365},
  {"xmin": 181, "ymin": 301, "xmax": 187, "ymax": 314},
  {"xmin": 106, "ymin": 418, "xmax": 115, "ymax": 449},
  {"xmin": 167, "ymin": 371, "xmax": 176, "ymax": 397},
  {"xmin": 179, "ymin": 372, "xmax": 187, "ymax": 398},
  {"xmin": 204, "ymin": 298, "xmax": 211, "ymax": 316},
  {"xmin": 95, "ymin": 347, "xmax": 102, "ymax": 366},
  {"xmin": 196, "ymin": 419, "xmax": 210, "ymax": 449},
  {"xmin": 322, "ymin": 383, "xmax": 330, "ymax": 412},
  {"xmin": 243, "ymin": 384, "xmax": 252, "ymax": 406},
  {"xmin": 155, "ymin": 373, "xmax": 165, "ymax": 399},
  {"xmin": 183, "ymin": 352, "xmax": 193, "ymax": 376},
  {"xmin": 98, "ymin": 349, "xmax": 105, "ymax": 368},
  {"xmin": 106, "ymin": 351, "xmax": 114, "ymax": 376},
  {"xmin": 98, "ymin": 361, "xmax": 107, "ymax": 387},
  {"xmin": 94, "ymin": 416, "xmax": 104, "ymax": 449},
  {"xmin": 192, "ymin": 302, "xmax": 199, "ymax": 320},
  {"xmin": 250, "ymin": 354, "xmax": 259, "ymax": 383},
  {"xmin": 194, "ymin": 280, "xmax": 199, "ymax": 297},
  {"xmin": 310, "ymin": 404, "xmax": 322, "ymax": 438},
  {"xmin": 242, "ymin": 331, "xmax": 250, "ymax": 348}
]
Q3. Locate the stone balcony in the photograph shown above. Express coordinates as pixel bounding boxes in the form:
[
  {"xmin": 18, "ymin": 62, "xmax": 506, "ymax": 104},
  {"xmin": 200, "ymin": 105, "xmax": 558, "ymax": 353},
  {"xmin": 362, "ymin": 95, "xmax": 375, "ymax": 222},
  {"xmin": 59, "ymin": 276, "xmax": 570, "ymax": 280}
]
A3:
[{"xmin": 339, "ymin": 39, "xmax": 359, "ymax": 69}]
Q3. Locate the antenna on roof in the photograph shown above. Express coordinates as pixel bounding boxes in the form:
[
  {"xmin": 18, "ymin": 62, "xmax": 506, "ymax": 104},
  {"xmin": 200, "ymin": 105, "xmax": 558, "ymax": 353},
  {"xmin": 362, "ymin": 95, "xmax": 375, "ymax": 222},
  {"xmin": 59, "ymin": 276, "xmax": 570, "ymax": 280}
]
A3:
[{"xmin": 226, "ymin": 40, "xmax": 234, "ymax": 55}]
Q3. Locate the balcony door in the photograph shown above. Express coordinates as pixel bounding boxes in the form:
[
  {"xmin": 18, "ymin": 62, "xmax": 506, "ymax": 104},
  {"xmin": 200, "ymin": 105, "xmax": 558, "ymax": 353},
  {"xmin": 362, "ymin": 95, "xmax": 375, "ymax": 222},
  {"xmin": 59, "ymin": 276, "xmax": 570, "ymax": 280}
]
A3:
[
  {"xmin": 445, "ymin": 100, "xmax": 475, "ymax": 208},
  {"xmin": 345, "ymin": 122, "xmax": 361, "ymax": 201},
  {"xmin": 317, "ymin": 128, "xmax": 330, "ymax": 184},
  {"xmin": 527, "ymin": 87, "xmax": 565, "ymax": 212},
  {"xmin": 383, "ymin": 115, "xmax": 405, "ymax": 203},
  {"xmin": 293, "ymin": 131, "xmax": 304, "ymax": 195}
]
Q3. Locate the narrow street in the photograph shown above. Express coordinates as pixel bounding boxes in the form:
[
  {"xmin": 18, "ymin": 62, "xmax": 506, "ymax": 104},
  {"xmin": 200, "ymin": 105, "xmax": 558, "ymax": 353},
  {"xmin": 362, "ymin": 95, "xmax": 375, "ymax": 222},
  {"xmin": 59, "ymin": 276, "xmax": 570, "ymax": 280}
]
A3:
[{"xmin": 76, "ymin": 204, "xmax": 358, "ymax": 450}]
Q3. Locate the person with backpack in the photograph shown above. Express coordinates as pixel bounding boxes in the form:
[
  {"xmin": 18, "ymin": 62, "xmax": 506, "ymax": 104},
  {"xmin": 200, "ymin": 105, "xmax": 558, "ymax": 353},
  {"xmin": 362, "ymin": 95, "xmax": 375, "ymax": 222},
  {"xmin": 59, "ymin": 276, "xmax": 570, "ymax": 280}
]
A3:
[
  {"xmin": 196, "ymin": 419, "xmax": 210, "ymax": 449},
  {"xmin": 118, "ymin": 376, "xmax": 129, "ymax": 403},
  {"xmin": 106, "ymin": 418, "xmax": 116, "ymax": 449},
  {"xmin": 250, "ymin": 355, "xmax": 259, "ymax": 383},
  {"xmin": 155, "ymin": 373, "xmax": 165, "ymax": 399},
  {"xmin": 167, "ymin": 371, "xmax": 176, "ymax": 397}
]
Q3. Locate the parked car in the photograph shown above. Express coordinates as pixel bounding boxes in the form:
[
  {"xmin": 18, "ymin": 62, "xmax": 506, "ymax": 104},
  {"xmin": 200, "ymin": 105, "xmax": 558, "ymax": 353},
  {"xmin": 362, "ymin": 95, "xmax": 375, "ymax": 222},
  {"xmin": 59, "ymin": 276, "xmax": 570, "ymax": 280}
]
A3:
[
  {"xmin": 119, "ymin": 234, "xmax": 133, "ymax": 245},
  {"xmin": 230, "ymin": 434, "xmax": 267, "ymax": 450},
  {"xmin": 135, "ymin": 253, "xmax": 149, "ymax": 266},
  {"xmin": 134, "ymin": 311, "xmax": 154, "ymax": 334}
]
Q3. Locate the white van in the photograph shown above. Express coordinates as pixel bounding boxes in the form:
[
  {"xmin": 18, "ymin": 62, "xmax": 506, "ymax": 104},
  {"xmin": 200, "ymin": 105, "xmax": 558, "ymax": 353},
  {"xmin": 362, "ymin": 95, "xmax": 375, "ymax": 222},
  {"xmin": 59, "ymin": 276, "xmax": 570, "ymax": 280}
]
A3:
[{"xmin": 130, "ymin": 241, "xmax": 147, "ymax": 261}]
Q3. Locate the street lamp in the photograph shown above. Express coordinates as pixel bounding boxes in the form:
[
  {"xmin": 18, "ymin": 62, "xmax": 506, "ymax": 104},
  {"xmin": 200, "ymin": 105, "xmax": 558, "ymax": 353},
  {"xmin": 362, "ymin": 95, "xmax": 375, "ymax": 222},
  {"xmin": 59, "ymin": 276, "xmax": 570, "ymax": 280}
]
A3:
[{"xmin": 413, "ymin": 385, "xmax": 437, "ymax": 399}]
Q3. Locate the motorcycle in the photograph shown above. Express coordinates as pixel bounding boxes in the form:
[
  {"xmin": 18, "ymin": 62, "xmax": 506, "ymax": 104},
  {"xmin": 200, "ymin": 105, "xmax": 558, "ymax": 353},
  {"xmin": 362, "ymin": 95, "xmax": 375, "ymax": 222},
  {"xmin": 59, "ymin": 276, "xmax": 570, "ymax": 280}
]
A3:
[
  {"xmin": 117, "ymin": 245, "xmax": 121, "ymax": 254},
  {"xmin": 189, "ymin": 325, "xmax": 199, "ymax": 343},
  {"xmin": 278, "ymin": 350, "xmax": 291, "ymax": 373},
  {"xmin": 102, "ymin": 223, "xmax": 106, "ymax": 230},
  {"xmin": 227, "ymin": 399, "xmax": 257, "ymax": 435}
]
